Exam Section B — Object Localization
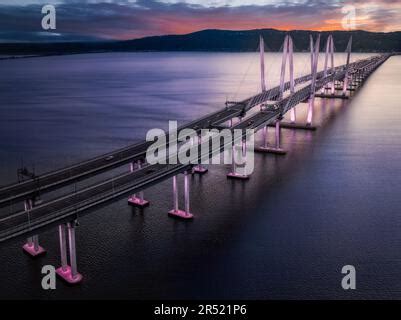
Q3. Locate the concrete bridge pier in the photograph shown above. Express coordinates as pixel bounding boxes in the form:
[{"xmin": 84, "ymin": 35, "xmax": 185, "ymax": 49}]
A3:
[
  {"xmin": 22, "ymin": 199, "xmax": 46, "ymax": 257},
  {"xmin": 307, "ymin": 95, "xmax": 315, "ymax": 126},
  {"xmin": 128, "ymin": 160, "xmax": 150, "ymax": 208},
  {"xmin": 259, "ymin": 125, "xmax": 269, "ymax": 150},
  {"xmin": 290, "ymin": 107, "xmax": 296, "ymax": 124},
  {"xmin": 270, "ymin": 106, "xmax": 318, "ymax": 131},
  {"xmin": 228, "ymin": 139, "xmax": 250, "ymax": 179},
  {"xmin": 341, "ymin": 75, "xmax": 352, "ymax": 96},
  {"xmin": 169, "ymin": 172, "xmax": 194, "ymax": 219},
  {"xmin": 56, "ymin": 221, "xmax": 83, "ymax": 284},
  {"xmin": 193, "ymin": 134, "xmax": 208, "ymax": 174},
  {"xmin": 256, "ymin": 119, "xmax": 287, "ymax": 155},
  {"xmin": 315, "ymin": 92, "xmax": 350, "ymax": 100}
]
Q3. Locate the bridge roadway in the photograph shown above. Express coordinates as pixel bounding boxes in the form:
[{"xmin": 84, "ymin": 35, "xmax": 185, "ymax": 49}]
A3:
[
  {"xmin": 0, "ymin": 54, "xmax": 390, "ymax": 243},
  {"xmin": 0, "ymin": 61, "xmax": 361, "ymax": 208},
  {"xmin": 0, "ymin": 112, "xmax": 277, "ymax": 243}
]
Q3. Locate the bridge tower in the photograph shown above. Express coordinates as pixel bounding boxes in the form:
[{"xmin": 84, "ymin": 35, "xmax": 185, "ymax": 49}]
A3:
[
  {"xmin": 263, "ymin": 34, "xmax": 320, "ymax": 131},
  {"xmin": 225, "ymin": 36, "xmax": 267, "ymax": 179},
  {"xmin": 342, "ymin": 36, "xmax": 353, "ymax": 96},
  {"xmin": 306, "ymin": 34, "xmax": 321, "ymax": 126},
  {"xmin": 260, "ymin": 35, "xmax": 267, "ymax": 92},
  {"xmin": 315, "ymin": 35, "xmax": 353, "ymax": 100},
  {"xmin": 321, "ymin": 34, "xmax": 335, "ymax": 94},
  {"xmin": 256, "ymin": 34, "xmax": 295, "ymax": 154}
]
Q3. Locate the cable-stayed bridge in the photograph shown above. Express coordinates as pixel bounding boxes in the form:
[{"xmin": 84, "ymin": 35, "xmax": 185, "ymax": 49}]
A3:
[{"xmin": 0, "ymin": 34, "xmax": 393, "ymax": 284}]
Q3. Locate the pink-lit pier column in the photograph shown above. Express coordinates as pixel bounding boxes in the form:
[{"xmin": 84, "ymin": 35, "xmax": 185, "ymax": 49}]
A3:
[
  {"xmin": 261, "ymin": 125, "xmax": 268, "ymax": 149},
  {"xmin": 228, "ymin": 139, "xmax": 250, "ymax": 179},
  {"xmin": 256, "ymin": 120, "xmax": 287, "ymax": 155},
  {"xmin": 306, "ymin": 96, "xmax": 315, "ymax": 126},
  {"xmin": 128, "ymin": 160, "xmax": 150, "ymax": 208},
  {"xmin": 56, "ymin": 221, "xmax": 83, "ymax": 284},
  {"xmin": 273, "ymin": 120, "xmax": 286, "ymax": 154},
  {"xmin": 193, "ymin": 134, "xmax": 208, "ymax": 174},
  {"xmin": 168, "ymin": 172, "xmax": 194, "ymax": 220},
  {"xmin": 255, "ymin": 125, "xmax": 268, "ymax": 153},
  {"xmin": 58, "ymin": 224, "xmax": 68, "ymax": 272},
  {"xmin": 22, "ymin": 199, "xmax": 46, "ymax": 257}
]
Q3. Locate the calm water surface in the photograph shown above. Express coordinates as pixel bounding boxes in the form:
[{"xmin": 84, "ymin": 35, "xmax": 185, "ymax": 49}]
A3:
[{"xmin": 0, "ymin": 52, "xmax": 400, "ymax": 299}]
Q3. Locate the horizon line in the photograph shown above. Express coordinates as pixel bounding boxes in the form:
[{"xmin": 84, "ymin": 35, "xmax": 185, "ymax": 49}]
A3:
[{"xmin": 1, "ymin": 27, "xmax": 401, "ymax": 45}]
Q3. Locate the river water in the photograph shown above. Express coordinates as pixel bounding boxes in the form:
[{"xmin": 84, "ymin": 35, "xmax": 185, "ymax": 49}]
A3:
[{"xmin": 0, "ymin": 52, "xmax": 400, "ymax": 299}]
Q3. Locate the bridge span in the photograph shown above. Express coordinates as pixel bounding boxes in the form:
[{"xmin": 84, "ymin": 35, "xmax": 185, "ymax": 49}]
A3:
[{"xmin": 0, "ymin": 34, "xmax": 393, "ymax": 284}]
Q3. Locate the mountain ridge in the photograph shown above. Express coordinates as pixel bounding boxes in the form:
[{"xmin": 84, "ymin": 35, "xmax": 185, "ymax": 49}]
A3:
[{"xmin": 1, "ymin": 28, "xmax": 400, "ymax": 55}]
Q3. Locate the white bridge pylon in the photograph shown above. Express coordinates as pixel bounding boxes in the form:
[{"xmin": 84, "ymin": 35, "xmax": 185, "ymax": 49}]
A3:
[
  {"xmin": 322, "ymin": 34, "xmax": 335, "ymax": 94},
  {"xmin": 315, "ymin": 35, "xmax": 353, "ymax": 99},
  {"xmin": 343, "ymin": 36, "xmax": 353, "ymax": 95},
  {"xmin": 307, "ymin": 34, "xmax": 321, "ymax": 126},
  {"xmin": 260, "ymin": 35, "xmax": 267, "ymax": 92},
  {"xmin": 255, "ymin": 35, "xmax": 295, "ymax": 155},
  {"xmin": 256, "ymin": 33, "xmax": 321, "ymax": 155},
  {"xmin": 280, "ymin": 35, "xmax": 296, "ymax": 121}
]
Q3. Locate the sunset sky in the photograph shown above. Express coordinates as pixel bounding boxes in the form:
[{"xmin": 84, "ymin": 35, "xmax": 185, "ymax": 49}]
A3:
[{"xmin": 0, "ymin": 0, "xmax": 400, "ymax": 42}]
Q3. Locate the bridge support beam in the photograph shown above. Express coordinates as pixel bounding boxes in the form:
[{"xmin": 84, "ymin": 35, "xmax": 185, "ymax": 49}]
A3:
[
  {"xmin": 228, "ymin": 139, "xmax": 250, "ymax": 179},
  {"xmin": 261, "ymin": 125, "xmax": 268, "ymax": 149},
  {"xmin": 342, "ymin": 76, "xmax": 350, "ymax": 96},
  {"xmin": 193, "ymin": 165, "xmax": 208, "ymax": 174},
  {"xmin": 193, "ymin": 134, "xmax": 208, "ymax": 174},
  {"xmin": 290, "ymin": 108, "xmax": 296, "ymax": 124},
  {"xmin": 269, "ymin": 120, "xmax": 317, "ymax": 131},
  {"xmin": 314, "ymin": 92, "xmax": 350, "ymax": 100},
  {"xmin": 23, "ymin": 235, "xmax": 45, "ymax": 257},
  {"xmin": 56, "ymin": 221, "xmax": 83, "ymax": 284},
  {"xmin": 58, "ymin": 225, "xmax": 68, "ymax": 272},
  {"xmin": 22, "ymin": 199, "xmax": 46, "ymax": 257},
  {"xmin": 307, "ymin": 96, "xmax": 315, "ymax": 126},
  {"xmin": 342, "ymin": 36, "xmax": 353, "ymax": 97},
  {"xmin": 256, "ymin": 120, "xmax": 286, "ymax": 155},
  {"xmin": 128, "ymin": 160, "xmax": 150, "ymax": 208},
  {"xmin": 307, "ymin": 35, "xmax": 320, "ymax": 127},
  {"xmin": 169, "ymin": 172, "xmax": 194, "ymax": 219}
]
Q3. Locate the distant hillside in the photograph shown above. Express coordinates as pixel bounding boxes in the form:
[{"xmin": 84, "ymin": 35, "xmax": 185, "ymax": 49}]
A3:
[
  {"xmin": 1, "ymin": 29, "xmax": 400, "ymax": 55},
  {"xmin": 116, "ymin": 29, "xmax": 401, "ymax": 53}
]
